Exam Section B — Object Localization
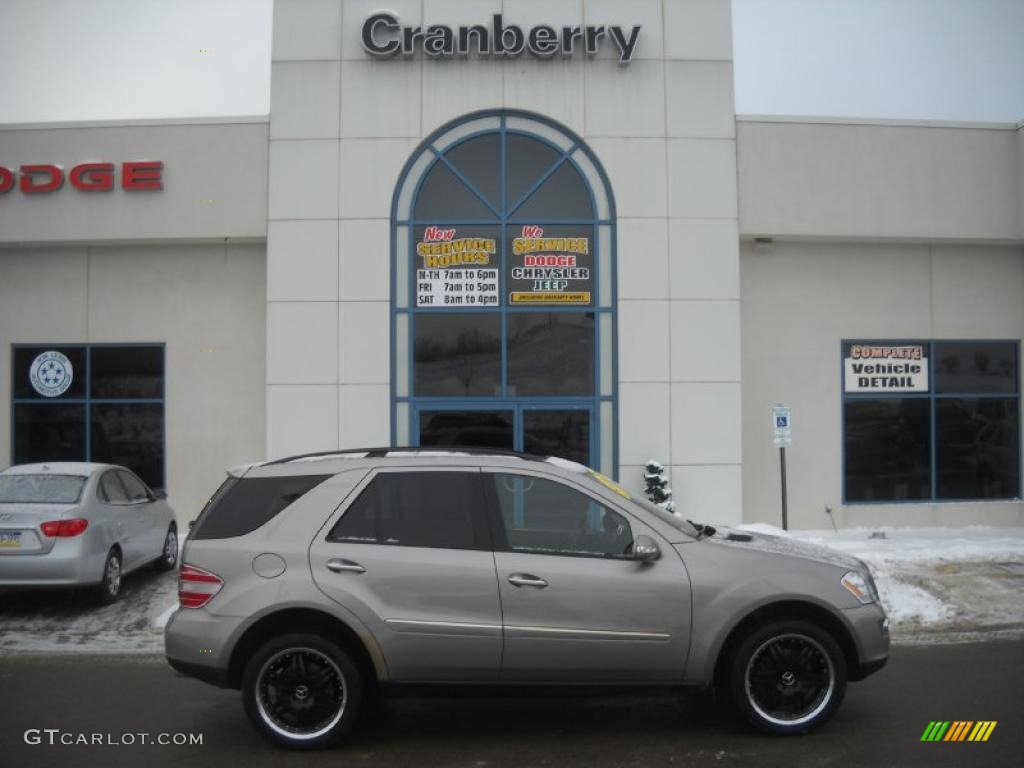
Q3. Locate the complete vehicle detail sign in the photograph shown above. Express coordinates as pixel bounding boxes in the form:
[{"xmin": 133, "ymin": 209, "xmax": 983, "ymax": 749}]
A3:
[
  {"xmin": 843, "ymin": 343, "xmax": 929, "ymax": 393},
  {"xmin": 363, "ymin": 13, "xmax": 642, "ymax": 63}
]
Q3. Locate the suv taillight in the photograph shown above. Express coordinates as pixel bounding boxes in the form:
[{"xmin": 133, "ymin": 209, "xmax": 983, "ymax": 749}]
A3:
[
  {"xmin": 40, "ymin": 518, "xmax": 89, "ymax": 537},
  {"xmin": 179, "ymin": 564, "xmax": 223, "ymax": 609}
]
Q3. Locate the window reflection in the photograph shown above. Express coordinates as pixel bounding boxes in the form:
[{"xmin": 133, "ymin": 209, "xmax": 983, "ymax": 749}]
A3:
[
  {"xmin": 844, "ymin": 399, "xmax": 930, "ymax": 502},
  {"xmin": 508, "ymin": 313, "xmax": 595, "ymax": 396},
  {"xmin": 414, "ymin": 313, "xmax": 501, "ymax": 396}
]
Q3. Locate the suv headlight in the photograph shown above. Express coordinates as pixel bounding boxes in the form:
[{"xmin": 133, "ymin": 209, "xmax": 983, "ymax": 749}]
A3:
[{"xmin": 841, "ymin": 571, "xmax": 877, "ymax": 604}]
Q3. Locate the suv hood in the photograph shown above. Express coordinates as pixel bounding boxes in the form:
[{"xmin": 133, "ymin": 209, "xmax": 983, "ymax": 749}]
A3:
[{"xmin": 699, "ymin": 525, "xmax": 863, "ymax": 571}]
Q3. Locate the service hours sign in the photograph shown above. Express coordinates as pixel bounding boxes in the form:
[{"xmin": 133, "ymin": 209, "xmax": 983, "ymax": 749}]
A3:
[{"xmin": 415, "ymin": 226, "xmax": 499, "ymax": 307}]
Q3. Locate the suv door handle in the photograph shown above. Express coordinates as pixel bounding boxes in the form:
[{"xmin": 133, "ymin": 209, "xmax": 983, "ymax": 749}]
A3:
[
  {"xmin": 508, "ymin": 573, "xmax": 548, "ymax": 588},
  {"xmin": 326, "ymin": 558, "xmax": 366, "ymax": 574}
]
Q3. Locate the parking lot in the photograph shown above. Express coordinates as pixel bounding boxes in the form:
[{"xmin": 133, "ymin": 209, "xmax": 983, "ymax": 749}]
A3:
[
  {"xmin": 0, "ymin": 566, "xmax": 175, "ymax": 654},
  {"xmin": 0, "ymin": 641, "xmax": 1021, "ymax": 768}
]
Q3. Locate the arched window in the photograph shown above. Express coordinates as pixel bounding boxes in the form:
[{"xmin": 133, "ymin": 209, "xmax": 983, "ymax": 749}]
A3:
[{"xmin": 391, "ymin": 111, "xmax": 617, "ymax": 476}]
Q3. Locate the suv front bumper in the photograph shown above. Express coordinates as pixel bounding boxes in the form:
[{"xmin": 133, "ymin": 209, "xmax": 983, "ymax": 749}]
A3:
[{"xmin": 844, "ymin": 602, "xmax": 890, "ymax": 681}]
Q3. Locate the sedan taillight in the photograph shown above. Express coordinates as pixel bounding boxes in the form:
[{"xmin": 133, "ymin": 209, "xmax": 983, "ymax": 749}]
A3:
[
  {"xmin": 40, "ymin": 518, "xmax": 89, "ymax": 537},
  {"xmin": 178, "ymin": 564, "xmax": 224, "ymax": 609}
]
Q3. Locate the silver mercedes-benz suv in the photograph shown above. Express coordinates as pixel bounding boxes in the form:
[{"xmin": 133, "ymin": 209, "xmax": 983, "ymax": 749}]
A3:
[{"xmin": 165, "ymin": 448, "xmax": 888, "ymax": 749}]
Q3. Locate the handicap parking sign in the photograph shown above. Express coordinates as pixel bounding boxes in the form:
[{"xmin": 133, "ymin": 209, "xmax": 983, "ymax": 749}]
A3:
[{"xmin": 772, "ymin": 405, "xmax": 792, "ymax": 447}]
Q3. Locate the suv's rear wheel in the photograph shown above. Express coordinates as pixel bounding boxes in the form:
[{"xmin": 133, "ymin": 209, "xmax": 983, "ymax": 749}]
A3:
[
  {"xmin": 242, "ymin": 633, "xmax": 362, "ymax": 749},
  {"xmin": 727, "ymin": 619, "xmax": 847, "ymax": 735}
]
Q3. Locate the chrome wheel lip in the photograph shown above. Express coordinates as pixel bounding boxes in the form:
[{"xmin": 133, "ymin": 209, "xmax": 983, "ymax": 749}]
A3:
[
  {"xmin": 255, "ymin": 647, "xmax": 347, "ymax": 741},
  {"xmin": 744, "ymin": 632, "xmax": 835, "ymax": 727}
]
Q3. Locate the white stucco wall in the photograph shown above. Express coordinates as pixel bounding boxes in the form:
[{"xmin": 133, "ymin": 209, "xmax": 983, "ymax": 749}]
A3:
[
  {"xmin": 0, "ymin": 120, "xmax": 268, "ymax": 243},
  {"xmin": 740, "ymin": 241, "xmax": 1024, "ymax": 530},
  {"xmin": 266, "ymin": 0, "xmax": 744, "ymax": 523},
  {"xmin": 0, "ymin": 118, "xmax": 270, "ymax": 526},
  {"xmin": 0, "ymin": 244, "xmax": 267, "ymax": 528},
  {"xmin": 737, "ymin": 118, "xmax": 1020, "ymax": 241}
]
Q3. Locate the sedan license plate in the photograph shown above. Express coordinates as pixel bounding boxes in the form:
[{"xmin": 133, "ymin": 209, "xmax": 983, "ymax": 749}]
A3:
[{"xmin": 0, "ymin": 531, "xmax": 22, "ymax": 548}]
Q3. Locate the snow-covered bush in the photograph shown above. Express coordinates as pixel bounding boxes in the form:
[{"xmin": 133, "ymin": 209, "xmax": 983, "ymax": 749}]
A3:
[{"xmin": 643, "ymin": 459, "xmax": 676, "ymax": 515}]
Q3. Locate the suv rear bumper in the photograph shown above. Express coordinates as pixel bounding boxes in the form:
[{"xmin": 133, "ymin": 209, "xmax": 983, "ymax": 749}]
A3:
[
  {"xmin": 167, "ymin": 656, "xmax": 233, "ymax": 688},
  {"xmin": 164, "ymin": 606, "xmax": 242, "ymax": 686}
]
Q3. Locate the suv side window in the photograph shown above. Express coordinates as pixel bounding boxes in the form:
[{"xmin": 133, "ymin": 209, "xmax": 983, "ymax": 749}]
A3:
[
  {"xmin": 190, "ymin": 474, "xmax": 331, "ymax": 540},
  {"xmin": 488, "ymin": 473, "xmax": 634, "ymax": 558},
  {"xmin": 327, "ymin": 471, "xmax": 488, "ymax": 551},
  {"xmin": 118, "ymin": 470, "xmax": 151, "ymax": 503},
  {"xmin": 99, "ymin": 471, "xmax": 129, "ymax": 504}
]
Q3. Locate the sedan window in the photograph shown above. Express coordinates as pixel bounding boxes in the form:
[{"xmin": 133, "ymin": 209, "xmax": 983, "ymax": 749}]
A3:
[
  {"xmin": 117, "ymin": 470, "xmax": 151, "ymax": 503},
  {"xmin": 489, "ymin": 473, "xmax": 633, "ymax": 559},
  {"xmin": 99, "ymin": 472, "xmax": 130, "ymax": 504},
  {"xmin": 0, "ymin": 474, "xmax": 85, "ymax": 504}
]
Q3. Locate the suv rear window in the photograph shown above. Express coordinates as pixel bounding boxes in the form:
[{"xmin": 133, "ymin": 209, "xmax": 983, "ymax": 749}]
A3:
[{"xmin": 190, "ymin": 474, "xmax": 330, "ymax": 540}]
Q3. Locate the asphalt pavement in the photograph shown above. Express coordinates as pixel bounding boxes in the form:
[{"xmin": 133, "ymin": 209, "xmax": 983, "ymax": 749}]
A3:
[{"xmin": 0, "ymin": 641, "xmax": 1021, "ymax": 768}]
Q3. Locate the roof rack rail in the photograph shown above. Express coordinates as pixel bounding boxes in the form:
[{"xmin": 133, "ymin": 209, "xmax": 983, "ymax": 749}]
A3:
[{"xmin": 263, "ymin": 446, "xmax": 547, "ymax": 466}]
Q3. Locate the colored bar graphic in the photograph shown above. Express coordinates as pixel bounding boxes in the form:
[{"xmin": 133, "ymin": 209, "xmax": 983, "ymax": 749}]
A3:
[
  {"xmin": 921, "ymin": 721, "xmax": 950, "ymax": 741},
  {"xmin": 921, "ymin": 720, "xmax": 996, "ymax": 742},
  {"xmin": 971, "ymin": 722, "xmax": 997, "ymax": 742},
  {"xmin": 944, "ymin": 721, "xmax": 972, "ymax": 741}
]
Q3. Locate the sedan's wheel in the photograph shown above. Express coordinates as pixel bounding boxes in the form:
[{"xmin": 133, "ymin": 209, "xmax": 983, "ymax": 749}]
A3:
[
  {"xmin": 242, "ymin": 633, "xmax": 363, "ymax": 750},
  {"xmin": 94, "ymin": 549, "xmax": 122, "ymax": 605},
  {"xmin": 727, "ymin": 619, "xmax": 846, "ymax": 735},
  {"xmin": 154, "ymin": 525, "xmax": 178, "ymax": 571}
]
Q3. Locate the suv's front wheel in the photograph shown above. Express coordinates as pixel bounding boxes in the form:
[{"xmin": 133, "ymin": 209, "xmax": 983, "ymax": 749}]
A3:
[
  {"xmin": 727, "ymin": 619, "xmax": 847, "ymax": 734},
  {"xmin": 242, "ymin": 633, "xmax": 363, "ymax": 749}
]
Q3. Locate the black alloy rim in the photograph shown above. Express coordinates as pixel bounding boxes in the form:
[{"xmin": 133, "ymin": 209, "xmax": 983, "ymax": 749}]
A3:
[
  {"xmin": 256, "ymin": 648, "xmax": 346, "ymax": 738},
  {"xmin": 744, "ymin": 633, "xmax": 834, "ymax": 725}
]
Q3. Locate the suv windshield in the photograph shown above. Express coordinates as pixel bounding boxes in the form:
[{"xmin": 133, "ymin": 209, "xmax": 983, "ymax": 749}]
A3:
[
  {"xmin": 583, "ymin": 469, "xmax": 699, "ymax": 538},
  {"xmin": 0, "ymin": 475, "xmax": 86, "ymax": 504}
]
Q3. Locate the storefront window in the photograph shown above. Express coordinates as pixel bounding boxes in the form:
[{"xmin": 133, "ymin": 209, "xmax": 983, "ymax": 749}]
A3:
[
  {"xmin": 842, "ymin": 340, "xmax": 1020, "ymax": 503},
  {"xmin": 392, "ymin": 111, "xmax": 617, "ymax": 474},
  {"xmin": 11, "ymin": 345, "xmax": 166, "ymax": 489}
]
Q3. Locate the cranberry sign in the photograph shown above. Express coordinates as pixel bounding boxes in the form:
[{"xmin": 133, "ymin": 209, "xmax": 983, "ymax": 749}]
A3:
[{"xmin": 0, "ymin": 161, "xmax": 163, "ymax": 195}]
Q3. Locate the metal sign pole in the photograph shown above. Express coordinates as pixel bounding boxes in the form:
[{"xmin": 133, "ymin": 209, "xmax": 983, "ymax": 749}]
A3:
[
  {"xmin": 772, "ymin": 404, "xmax": 792, "ymax": 531},
  {"xmin": 779, "ymin": 446, "xmax": 788, "ymax": 531}
]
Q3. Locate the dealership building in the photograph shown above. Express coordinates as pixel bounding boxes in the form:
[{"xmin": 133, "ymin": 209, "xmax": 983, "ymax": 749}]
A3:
[{"xmin": 1, "ymin": 0, "xmax": 1021, "ymax": 531}]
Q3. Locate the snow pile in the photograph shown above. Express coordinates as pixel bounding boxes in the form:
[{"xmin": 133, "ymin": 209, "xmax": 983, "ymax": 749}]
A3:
[
  {"xmin": 735, "ymin": 522, "xmax": 792, "ymax": 538},
  {"xmin": 772, "ymin": 526, "xmax": 1024, "ymax": 642},
  {"xmin": 881, "ymin": 582, "xmax": 955, "ymax": 625},
  {"xmin": 792, "ymin": 525, "xmax": 1024, "ymax": 566},
  {"xmin": 0, "ymin": 557, "xmax": 179, "ymax": 654}
]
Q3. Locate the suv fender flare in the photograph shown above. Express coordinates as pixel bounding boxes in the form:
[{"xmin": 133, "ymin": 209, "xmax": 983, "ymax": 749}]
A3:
[
  {"xmin": 224, "ymin": 601, "xmax": 390, "ymax": 687},
  {"xmin": 693, "ymin": 595, "xmax": 862, "ymax": 685}
]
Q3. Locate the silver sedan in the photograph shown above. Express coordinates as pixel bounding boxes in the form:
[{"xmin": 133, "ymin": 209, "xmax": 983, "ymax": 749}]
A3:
[{"xmin": 0, "ymin": 462, "xmax": 178, "ymax": 603}]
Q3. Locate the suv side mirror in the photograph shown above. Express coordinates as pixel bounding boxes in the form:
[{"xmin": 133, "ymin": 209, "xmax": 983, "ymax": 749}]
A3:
[{"xmin": 633, "ymin": 535, "xmax": 661, "ymax": 562}]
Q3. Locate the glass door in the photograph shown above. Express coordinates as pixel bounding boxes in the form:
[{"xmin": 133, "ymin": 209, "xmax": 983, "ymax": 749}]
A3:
[
  {"xmin": 417, "ymin": 408, "xmax": 514, "ymax": 451},
  {"xmin": 415, "ymin": 404, "xmax": 592, "ymax": 466},
  {"xmin": 522, "ymin": 408, "xmax": 591, "ymax": 466}
]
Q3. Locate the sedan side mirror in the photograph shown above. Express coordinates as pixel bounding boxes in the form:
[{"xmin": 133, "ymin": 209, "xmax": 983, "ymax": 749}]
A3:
[
  {"xmin": 633, "ymin": 535, "xmax": 661, "ymax": 562},
  {"xmin": 152, "ymin": 488, "xmax": 168, "ymax": 500}
]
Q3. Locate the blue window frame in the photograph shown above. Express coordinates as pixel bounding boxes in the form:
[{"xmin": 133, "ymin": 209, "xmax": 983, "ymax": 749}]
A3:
[
  {"xmin": 841, "ymin": 340, "xmax": 1021, "ymax": 503},
  {"xmin": 391, "ymin": 110, "xmax": 618, "ymax": 476},
  {"xmin": 11, "ymin": 343, "xmax": 166, "ymax": 489}
]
